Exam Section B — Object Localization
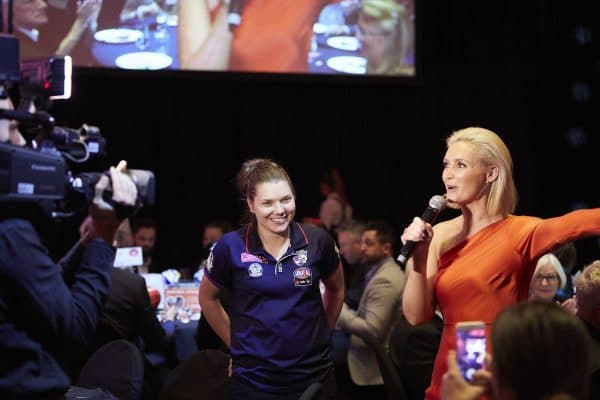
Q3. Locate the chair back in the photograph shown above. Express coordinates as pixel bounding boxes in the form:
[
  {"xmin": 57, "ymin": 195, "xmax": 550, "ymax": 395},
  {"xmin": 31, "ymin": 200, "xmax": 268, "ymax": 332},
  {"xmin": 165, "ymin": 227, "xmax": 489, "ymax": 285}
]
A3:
[
  {"xmin": 76, "ymin": 339, "xmax": 145, "ymax": 400},
  {"xmin": 159, "ymin": 349, "xmax": 230, "ymax": 400},
  {"xmin": 361, "ymin": 331, "xmax": 408, "ymax": 400}
]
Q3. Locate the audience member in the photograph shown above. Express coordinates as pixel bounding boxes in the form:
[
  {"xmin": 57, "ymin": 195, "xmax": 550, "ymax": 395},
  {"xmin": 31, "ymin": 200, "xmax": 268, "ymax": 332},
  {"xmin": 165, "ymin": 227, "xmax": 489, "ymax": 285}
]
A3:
[
  {"xmin": 2, "ymin": 0, "xmax": 101, "ymax": 60},
  {"xmin": 356, "ymin": 0, "xmax": 412, "ymax": 75},
  {"xmin": 131, "ymin": 215, "xmax": 161, "ymax": 274},
  {"xmin": 529, "ymin": 253, "xmax": 566, "ymax": 300},
  {"xmin": 337, "ymin": 219, "xmax": 367, "ymax": 309},
  {"xmin": 0, "ymin": 140, "xmax": 137, "ymax": 400},
  {"xmin": 440, "ymin": 301, "xmax": 593, "ymax": 400},
  {"xmin": 529, "ymin": 253, "xmax": 577, "ymax": 314},
  {"xmin": 575, "ymin": 260, "xmax": 600, "ymax": 400},
  {"xmin": 400, "ymin": 126, "xmax": 600, "ymax": 400},
  {"xmin": 334, "ymin": 220, "xmax": 405, "ymax": 395},
  {"xmin": 319, "ymin": 167, "xmax": 353, "ymax": 235},
  {"xmin": 199, "ymin": 158, "xmax": 344, "ymax": 399},
  {"xmin": 390, "ymin": 311, "xmax": 443, "ymax": 400},
  {"xmin": 197, "ymin": 219, "xmax": 233, "ymax": 270},
  {"xmin": 178, "ymin": 0, "xmax": 332, "ymax": 72}
]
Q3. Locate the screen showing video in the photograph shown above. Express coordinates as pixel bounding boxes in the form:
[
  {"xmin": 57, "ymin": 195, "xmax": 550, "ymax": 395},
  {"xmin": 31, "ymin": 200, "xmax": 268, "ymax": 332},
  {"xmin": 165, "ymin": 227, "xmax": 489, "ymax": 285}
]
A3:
[{"xmin": 8, "ymin": 0, "xmax": 416, "ymax": 77}]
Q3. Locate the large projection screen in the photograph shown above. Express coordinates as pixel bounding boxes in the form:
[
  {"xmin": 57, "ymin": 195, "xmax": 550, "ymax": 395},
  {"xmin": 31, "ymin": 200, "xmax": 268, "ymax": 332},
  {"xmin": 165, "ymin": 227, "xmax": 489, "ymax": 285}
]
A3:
[{"xmin": 8, "ymin": 0, "xmax": 417, "ymax": 78}]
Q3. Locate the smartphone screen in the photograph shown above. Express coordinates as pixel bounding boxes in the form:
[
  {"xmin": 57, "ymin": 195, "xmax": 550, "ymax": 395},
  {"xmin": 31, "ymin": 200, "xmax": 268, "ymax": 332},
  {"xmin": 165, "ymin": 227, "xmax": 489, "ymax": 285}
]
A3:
[{"xmin": 455, "ymin": 321, "xmax": 486, "ymax": 382}]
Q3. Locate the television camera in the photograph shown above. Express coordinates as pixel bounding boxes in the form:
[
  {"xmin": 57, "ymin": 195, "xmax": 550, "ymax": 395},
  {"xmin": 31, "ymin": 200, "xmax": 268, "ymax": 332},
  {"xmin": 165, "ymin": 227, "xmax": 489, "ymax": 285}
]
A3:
[{"xmin": 0, "ymin": 34, "xmax": 155, "ymax": 218}]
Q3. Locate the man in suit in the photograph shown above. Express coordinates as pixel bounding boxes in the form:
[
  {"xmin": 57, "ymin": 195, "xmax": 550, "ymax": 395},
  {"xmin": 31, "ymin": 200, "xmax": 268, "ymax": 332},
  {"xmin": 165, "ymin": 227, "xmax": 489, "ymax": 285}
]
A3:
[
  {"xmin": 335, "ymin": 220, "xmax": 406, "ymax": 393},
  {"xmin": 337, "ymin": 219, "xmax": 368, "ymax": 310}
]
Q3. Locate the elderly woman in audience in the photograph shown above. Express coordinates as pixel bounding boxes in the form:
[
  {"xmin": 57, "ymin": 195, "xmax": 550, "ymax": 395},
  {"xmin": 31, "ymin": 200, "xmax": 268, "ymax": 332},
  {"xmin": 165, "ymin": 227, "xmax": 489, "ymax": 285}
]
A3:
[
  {"xmin": 529, "ymin": 253, "xmax": 577, "ymax": 314},
  {"xmin": 441, "ymin": 301, "xmax": 593, "ymax": 400}
]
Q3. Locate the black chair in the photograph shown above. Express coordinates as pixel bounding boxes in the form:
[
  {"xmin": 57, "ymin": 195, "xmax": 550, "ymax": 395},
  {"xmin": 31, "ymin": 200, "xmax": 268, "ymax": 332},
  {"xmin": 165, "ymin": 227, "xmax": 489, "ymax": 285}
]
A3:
[
  {"xmin": 360, "ymin": 331, "xmax": 409, "ymax": 400},
  {"xmin": 158, "ymin": 349, "xmax": 230, "ymax": 400},
  {"xmin": 76, "ymin": 339, "xmax": 145, "ymax": 400}
]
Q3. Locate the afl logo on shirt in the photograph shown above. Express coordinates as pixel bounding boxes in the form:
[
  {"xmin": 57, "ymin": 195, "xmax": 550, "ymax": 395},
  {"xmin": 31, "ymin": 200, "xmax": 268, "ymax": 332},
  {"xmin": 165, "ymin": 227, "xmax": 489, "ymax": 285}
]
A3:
[
  {"xmin": 293, "ymin": 267, "xmax": 312, "ymax": 286},
  {"xmin": 248, "ymin": 263, "xmax": 263, "ymax": 278},
  {"xmin": 293, "ymin": 250, "xmax": 308, "ymax": 266}
]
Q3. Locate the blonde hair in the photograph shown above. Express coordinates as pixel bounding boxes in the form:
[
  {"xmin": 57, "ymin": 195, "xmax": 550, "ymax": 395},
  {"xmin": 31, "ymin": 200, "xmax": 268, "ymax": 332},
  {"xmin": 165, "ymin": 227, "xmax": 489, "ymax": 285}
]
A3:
[
  {"xmin": 533, "ymin": 253, "xmax": 567, "ymax": 289},
  {"xmin": 447, "ymin": 127, "xmax": 518, "ymax": 216},
  {"xmin": 360, "ymin": 0, "xmax": 409, "ymax": 75},
  {"xmin": 576, "ymin": 260, "xmax": 600, "ymax": 316}
]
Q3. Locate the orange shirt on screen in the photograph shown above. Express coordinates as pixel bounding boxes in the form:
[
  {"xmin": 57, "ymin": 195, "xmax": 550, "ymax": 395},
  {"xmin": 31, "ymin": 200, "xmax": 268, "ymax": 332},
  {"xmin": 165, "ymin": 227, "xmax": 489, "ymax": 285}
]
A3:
[{"xmin": 230, "ymin": 0, "xmax": 334, "ymax": 73}]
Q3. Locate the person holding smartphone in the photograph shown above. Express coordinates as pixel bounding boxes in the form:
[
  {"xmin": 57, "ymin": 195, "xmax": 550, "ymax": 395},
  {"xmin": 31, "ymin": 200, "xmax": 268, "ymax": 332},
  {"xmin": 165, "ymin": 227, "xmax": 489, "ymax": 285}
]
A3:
[
  {"xmin": 400, "ymin": 127, "xmax": 600, "ymax": 400},
  {"xmin": 440, "ymin": 302, "xmax": 592, "ymax": 400}
]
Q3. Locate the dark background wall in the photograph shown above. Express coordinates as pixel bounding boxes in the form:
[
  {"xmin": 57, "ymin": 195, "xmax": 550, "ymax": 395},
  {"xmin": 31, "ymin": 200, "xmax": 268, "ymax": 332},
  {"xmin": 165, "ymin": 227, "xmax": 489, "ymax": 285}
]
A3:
[{"xmin": 47, "ymin": 1, "xmax": 599, "ymax": 270}]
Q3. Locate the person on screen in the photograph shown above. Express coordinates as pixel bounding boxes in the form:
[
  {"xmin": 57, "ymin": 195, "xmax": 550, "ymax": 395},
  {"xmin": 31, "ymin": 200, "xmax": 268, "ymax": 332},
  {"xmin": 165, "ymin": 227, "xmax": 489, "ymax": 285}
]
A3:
[
  {"xmin": 178, "ymin": 0, "xmax": 334, "ymax": 72},
  {"xmin": 199, "ymin": 158, "xmax": 345, "ymax": 399},
  {"xmin": 356, "ymin": 0, "xmax": 413, "ymax": 75},
  {"xmin": 2, "ymin": 0, "xmax": 101, "ymax": 61}
]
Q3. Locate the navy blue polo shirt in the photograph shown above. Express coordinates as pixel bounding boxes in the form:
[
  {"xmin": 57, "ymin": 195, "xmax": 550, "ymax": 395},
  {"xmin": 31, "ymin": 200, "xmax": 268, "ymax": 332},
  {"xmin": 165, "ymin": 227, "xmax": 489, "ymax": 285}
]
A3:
[{"xmin": 205, "ymin": 222, "xmax": 340, "ymax": 393}]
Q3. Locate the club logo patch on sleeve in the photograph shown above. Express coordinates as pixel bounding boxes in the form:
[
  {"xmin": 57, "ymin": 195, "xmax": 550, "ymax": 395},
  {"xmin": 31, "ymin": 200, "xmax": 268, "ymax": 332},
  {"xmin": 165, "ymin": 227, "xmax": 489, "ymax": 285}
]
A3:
[
  {"xmin": 248, "ymin": 263, "xmax": 263, "ymax": 278},
  {"xmin": 293, "ymin": 267, "xmax": 312, "ymax": 286}
]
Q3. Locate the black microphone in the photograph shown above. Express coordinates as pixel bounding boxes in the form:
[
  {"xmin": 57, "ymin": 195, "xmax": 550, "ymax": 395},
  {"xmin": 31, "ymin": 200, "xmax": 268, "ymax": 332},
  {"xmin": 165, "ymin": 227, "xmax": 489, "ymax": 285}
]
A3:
[
  {"xmin": 397, "ymin": 195, "xmax": 447, "ymax": 266},
  {"xmin": 227, "ymin": 0, "xmax": 245, "ymax": 32}
]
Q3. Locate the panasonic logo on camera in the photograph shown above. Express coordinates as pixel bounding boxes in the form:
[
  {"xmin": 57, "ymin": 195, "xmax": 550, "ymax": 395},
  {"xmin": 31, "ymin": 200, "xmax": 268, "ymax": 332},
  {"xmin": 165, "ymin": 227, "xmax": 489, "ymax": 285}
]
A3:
[{"xmin": 31, "ymin": 164, "xmax": 57, "ymax": 172}]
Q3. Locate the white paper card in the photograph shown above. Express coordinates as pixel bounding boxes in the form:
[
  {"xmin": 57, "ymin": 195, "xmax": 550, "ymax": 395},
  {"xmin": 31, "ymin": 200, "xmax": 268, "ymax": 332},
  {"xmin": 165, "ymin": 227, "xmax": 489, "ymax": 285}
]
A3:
[{"xmin": 114, "ymin": 246, "xmax": 144, "ymax": 268}]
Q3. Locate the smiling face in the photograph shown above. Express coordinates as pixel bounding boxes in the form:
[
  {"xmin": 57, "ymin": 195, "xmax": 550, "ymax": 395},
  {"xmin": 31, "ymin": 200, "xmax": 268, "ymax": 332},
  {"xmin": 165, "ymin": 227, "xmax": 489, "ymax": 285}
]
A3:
[
  {"xmin": 442, "ymin": 142, "xmax": 494, "ymax": 207},
  {"xmin": 530, "ymin": 262, "xmax": 561, "ymax": 302},
  {"xmin": 248, "ymin": 179, "xmax": 296, "ymax": 236}
]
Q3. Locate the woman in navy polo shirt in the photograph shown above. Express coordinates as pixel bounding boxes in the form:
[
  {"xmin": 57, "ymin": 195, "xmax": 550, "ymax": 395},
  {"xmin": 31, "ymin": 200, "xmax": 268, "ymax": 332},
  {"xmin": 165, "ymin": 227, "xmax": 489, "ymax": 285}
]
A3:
[{"xmin": 199, "ymin": 158, "xmax": 345, "ymax": 399}]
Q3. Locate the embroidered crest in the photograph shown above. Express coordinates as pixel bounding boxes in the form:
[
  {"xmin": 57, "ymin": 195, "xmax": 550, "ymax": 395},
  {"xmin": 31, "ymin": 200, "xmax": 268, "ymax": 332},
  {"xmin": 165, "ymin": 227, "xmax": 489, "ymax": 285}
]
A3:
[
  {"xmin": 293, "ymin": 250, "xmax": 308, "ymax": 266},
  {"xmin": 248, "ymin": 263, "xmax": 263, "ymax": 278},
  {"xmin": 293, "ymin": 267, "xmax": 312, "ymax": 286}
]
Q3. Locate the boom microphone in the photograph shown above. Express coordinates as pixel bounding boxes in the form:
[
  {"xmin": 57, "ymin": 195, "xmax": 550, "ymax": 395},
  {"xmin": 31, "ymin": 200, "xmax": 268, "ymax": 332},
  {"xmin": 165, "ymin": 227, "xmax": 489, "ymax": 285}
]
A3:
[{"xmin": 397, "ymin": 195, "xmax": 447, "ymax": 266}]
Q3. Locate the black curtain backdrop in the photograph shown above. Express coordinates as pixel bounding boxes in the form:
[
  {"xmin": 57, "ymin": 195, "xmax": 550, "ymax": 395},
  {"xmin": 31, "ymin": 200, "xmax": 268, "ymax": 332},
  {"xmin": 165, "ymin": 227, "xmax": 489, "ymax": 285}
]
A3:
[{"xmin": 46, "ymin": 1, "xmax": 599, "ymax": 270}]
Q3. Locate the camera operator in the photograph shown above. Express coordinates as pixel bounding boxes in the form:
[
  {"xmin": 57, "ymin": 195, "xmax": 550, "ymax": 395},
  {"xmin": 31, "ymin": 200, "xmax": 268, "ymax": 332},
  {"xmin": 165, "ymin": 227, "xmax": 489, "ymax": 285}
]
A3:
[
  {"xmin": 0, "ymin": 96, "xmax": 26, "ymax": 145},
  {"xmin": 0, "ymin": 100, "xmax": 138, "ymax": 399}
]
